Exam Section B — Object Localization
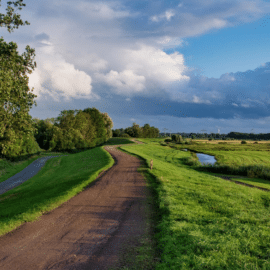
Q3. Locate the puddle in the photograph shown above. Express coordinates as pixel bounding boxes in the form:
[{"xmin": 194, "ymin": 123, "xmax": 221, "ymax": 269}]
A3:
[{"xmin": 196, "ymin": 153, "xmax": 216, "ymax": 165}]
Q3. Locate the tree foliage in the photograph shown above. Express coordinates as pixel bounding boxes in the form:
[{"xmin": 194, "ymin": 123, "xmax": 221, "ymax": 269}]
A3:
[
  {"xmin": 112, "ymin": 123, "xmax": 159, "ymax": 138},
  {"xmin": 0, "ymin": 0, "xmax": 39, "ymax": 159}
]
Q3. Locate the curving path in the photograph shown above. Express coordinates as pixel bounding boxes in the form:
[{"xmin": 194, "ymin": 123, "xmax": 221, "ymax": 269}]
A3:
[
  {"xmin": 0, "ymin": 144, "xmax": 150, "ymax": 270},
  {"xmin": 0, "ymin": 155, "xmax": 69, "ymax": 196}
]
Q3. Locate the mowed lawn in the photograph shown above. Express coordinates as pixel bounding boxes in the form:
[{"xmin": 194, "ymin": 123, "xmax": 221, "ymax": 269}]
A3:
[{"xmin": 120, "ymin": 140, "xmax": 270, "ymax": 269}]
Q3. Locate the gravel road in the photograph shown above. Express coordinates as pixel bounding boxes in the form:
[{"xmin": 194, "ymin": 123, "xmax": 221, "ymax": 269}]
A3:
[{"xmin": 0, "ymin": 155, "xmax": 69, "ymax": 196}]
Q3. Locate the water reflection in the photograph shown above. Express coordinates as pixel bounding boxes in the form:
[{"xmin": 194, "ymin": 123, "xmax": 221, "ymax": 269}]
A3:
[{"xmin": 196, "ymin": 153, "xmax": 216, "ymax": 165}]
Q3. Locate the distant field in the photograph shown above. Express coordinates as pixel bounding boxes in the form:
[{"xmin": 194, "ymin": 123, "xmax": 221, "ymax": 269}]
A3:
[
  {"xmin": 192, "ymin": 139, "xmax": 270, "ymax": 144},
  {"xmin": 211, "ymin": 151, "xmax": 270, "ymax": 167}
]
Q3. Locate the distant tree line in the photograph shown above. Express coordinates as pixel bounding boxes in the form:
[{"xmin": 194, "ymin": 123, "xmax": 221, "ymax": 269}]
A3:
[
  {"xmin": 112, "ymin": 123, "xmax": 159, "ymax": 138},
  {"xmin": 164, "ymin": 132, "xmax": 270, "ymax": 140}
]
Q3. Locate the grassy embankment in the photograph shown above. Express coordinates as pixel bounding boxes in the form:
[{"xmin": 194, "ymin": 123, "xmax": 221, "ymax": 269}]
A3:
[
  {"xmin": 0, "ymin": 138, "xmax": 134, "ymax": 237},
  {"xmin": 118, "ymin": 138, "xmax": 270, "ymax": 269}
]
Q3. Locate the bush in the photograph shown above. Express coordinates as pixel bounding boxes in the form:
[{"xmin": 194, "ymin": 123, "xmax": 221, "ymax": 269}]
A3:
[
  {"xmin": 164, "ymin": 138, "xmax": 172, "ymax": 143},
  {"xmin": 121, "ymin": 133, "xmax": 130, "ymax": 138},
  {"xmin": 241, "ymin": 140, "xmax": 247, "ymax": 144},
  {"xmin": 254, "ymin": 141, "xmax": 258, "ymax": 144},
  {"xmin": 208, "ymin": 138, "xmax": 213, "ymax": 141}
]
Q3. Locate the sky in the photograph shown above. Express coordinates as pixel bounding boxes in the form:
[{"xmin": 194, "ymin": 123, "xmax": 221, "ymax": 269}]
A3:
[{"xmin": 1, "ymin": 0, "xmax": 270, "ymax": 134}]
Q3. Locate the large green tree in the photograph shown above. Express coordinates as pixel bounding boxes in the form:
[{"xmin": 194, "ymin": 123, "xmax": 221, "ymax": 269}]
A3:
[
  {"xmin": 0, "ymin": 0, "xmax": 39, "ymax": 159},
  {"xmin": 0, "ymin": 0, "xmax": 38, "ymax": 158},
  {"xmin": 83, "ymin": 107, "xmax": 107, "ymax": 145}
]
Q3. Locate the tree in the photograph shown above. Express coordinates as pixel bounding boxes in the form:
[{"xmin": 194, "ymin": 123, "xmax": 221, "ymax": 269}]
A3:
[
  {"xmin": 83, "ymin": 107, "xmax": 107, "ymax": 145},
  {"xmin": 102, "ymin": 112, "xmax": 113, "ymax": 140},
  {"xmin": 131, "ymin": 122, "xmax": 142, "ymax": 138},
  {"xmin": 0, "ymin": 0, "xmax": 39, "ymax": 159}
]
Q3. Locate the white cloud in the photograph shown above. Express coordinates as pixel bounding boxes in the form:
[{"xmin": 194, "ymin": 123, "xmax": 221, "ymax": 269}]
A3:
[
  {"xmin": 28, "ymin": 40, "xmax": 98, "ymax": 102},
  {"xmin": 124, "ymin": 44, "xmax": 189, "ymax": 83},
  {"xmin": 241, "ymin": 103, "xmax": 250, "ymax": 108},
  {"xmin": 96, "ymin": 70, "xmax": 146, "ymax": 95},
  {"xmin": 232, "ymin": 103, "xmax": 238, "ymax": 107},
  {"xmin": 94, "ymin": 44, "xmax": 189, "ymax": 96}
]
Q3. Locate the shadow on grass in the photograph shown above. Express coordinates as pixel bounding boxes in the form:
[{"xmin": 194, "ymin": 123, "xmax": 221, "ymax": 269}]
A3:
[{"xmin": 108, "ymin": 146, "xmax": 171, "ymax": 269}]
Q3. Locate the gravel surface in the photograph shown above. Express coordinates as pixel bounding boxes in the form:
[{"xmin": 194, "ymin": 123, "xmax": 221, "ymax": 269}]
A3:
[{"xmin": 0, "ymin": 155, "xmax": 69, "ymax": 196}]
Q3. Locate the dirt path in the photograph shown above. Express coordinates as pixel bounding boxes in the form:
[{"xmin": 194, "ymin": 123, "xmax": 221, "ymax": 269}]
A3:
[{"xmin": 0, "ymin": 144, "xmax": 150, "ymax": 270}]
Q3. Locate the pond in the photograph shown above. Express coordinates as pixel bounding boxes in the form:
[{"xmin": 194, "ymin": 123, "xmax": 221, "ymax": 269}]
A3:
[{"xmin": 196, "ymin": 153, "xmax": 216, "ymax": 165}]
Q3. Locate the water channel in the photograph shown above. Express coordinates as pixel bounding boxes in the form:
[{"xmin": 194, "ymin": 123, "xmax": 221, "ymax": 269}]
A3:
[
  {"xmin": 196, "ymin": 153, "xmax": 216, "ymax": 165},
  {"xmin": 182, "ymin": 149, "xmax": 216, "ymax": 165}
]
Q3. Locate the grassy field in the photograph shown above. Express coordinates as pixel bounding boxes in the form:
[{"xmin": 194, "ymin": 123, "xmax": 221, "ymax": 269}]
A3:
[{"xmin": 119, "ymin": 139, "xmax": 270, "ymax": 269}]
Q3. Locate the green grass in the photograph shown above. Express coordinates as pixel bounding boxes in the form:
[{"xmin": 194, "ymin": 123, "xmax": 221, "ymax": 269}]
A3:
[
  {"xmin": 0, "ymin": 151, "xmax": 69, "ymax": 184},
  {"xmin": 0, "ymin": 137, "xmax": 134, "ymax": 184},
  {"xmin": 231, "ymin": 177, "xmax": 270, "ymax": 190},
  {"xmin": 119, "ymin": 139, "xmax": 270, "ymax": 269},
  {"xmin": 0, "ymin": 146, "xmax": 114, "ymax": 237}
]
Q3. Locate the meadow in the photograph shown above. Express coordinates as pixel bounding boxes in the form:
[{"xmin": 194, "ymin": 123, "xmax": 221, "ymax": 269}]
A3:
[{"xmin": 119, "ymin": 138, "xmax": 270, "ymax": 269}]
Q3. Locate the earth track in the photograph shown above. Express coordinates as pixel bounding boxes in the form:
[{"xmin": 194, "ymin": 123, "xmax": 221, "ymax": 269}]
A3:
[{"xmin": 0, "ymin": 143, "xmax": 150, "ymax": 270}]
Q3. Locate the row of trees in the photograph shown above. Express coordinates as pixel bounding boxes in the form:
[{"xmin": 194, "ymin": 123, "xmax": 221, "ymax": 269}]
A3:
[
  {"xmin": 0, "ymin": 1, "xmax": 113, "ymax": 160},
  {"xmin": 112, "ymin": 123, "xmax": 159, "ymax": 138},
  {"xmin": 226, "ymin": 132, "xmax": 270, "ymax": 141},
  {"xmin": 31, "ymin": 108, "xmax": 113, "ymax": 153}
]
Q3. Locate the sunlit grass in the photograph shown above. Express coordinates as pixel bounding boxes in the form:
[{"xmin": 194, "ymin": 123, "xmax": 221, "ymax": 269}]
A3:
[
  {"xmin": 0, "ymin": 146, "xmax": 114, "ymax": 237},
  {"xmin": 120, "ymin": 139, "xmax": 270, "ymax": 269}
]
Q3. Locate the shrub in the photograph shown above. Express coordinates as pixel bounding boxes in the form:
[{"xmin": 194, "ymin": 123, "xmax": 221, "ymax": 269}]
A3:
[
  {"xmin": 241, "ymin": 140, "xmax": 247, "ymax": 144},
  {"xmin": 164, "ymin": 138, "xmax": 172, "ymax": 143},
  {"xmin": 121, "ymin": 133, "xmax": 130, "ymax": 138}
]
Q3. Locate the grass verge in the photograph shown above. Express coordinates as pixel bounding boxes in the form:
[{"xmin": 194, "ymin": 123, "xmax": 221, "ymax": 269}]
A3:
[
  {"xmin": 0, "ymin": 146, "xmax": 114, "ymax": 237},
  {"xmin": 118, "ymin": 139, "xmax": 270, "ymax": 269}
]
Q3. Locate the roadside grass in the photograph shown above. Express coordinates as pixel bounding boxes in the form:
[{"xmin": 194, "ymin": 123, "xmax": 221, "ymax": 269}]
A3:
[
  {"xmin": 0, "ymin": 151, "xmax": 70, "ymax": 184},
  {"xmin": 119, "ymin": 139, "xmax": 270, "ymax": 269},
  {"xmin": 0, "ymin": 137, "xmax": 134, "ymax": 184},
  {"xmin": 0, "ymin": 146, "xmax": 114, "ymax": 237}
]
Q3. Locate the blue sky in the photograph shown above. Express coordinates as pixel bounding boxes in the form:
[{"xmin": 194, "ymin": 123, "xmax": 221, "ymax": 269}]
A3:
[{"xmin": 1, "ymin": 0, "xmax": 270, "ymax": 134}]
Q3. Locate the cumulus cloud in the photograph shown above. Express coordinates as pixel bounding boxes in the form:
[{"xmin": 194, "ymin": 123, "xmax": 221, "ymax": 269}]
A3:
[
  {"xmin": 28, "ymin": 40, "xmax": 98, "ymax": 102},
  {"xmin": 93, "ymin": 44, "xmax": 189, "ymax": 96},
  {"xmin": 95, "ymin": 69, "xmax": 146, "ymax": 95}
]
